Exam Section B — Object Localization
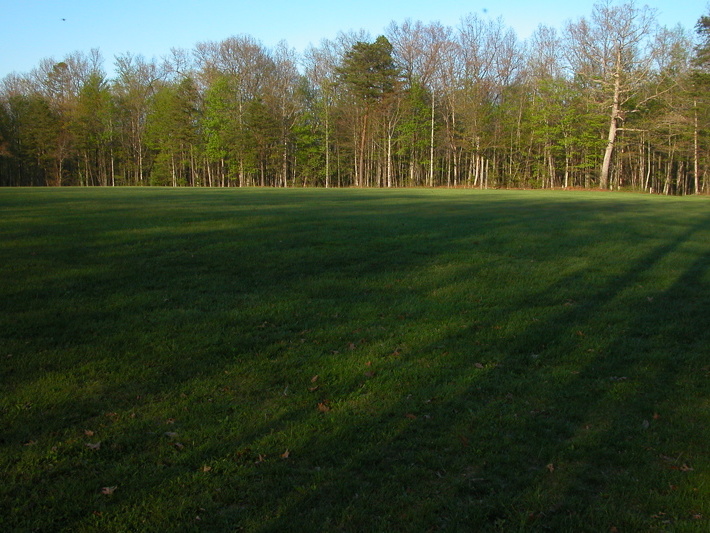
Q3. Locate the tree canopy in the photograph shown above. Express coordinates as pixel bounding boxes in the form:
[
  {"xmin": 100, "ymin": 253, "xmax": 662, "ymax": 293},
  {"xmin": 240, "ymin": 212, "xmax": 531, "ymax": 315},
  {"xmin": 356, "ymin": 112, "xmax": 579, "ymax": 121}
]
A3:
[{"xmin": 0, "ymin": 4, "xmax": 708, "ymax": 194}]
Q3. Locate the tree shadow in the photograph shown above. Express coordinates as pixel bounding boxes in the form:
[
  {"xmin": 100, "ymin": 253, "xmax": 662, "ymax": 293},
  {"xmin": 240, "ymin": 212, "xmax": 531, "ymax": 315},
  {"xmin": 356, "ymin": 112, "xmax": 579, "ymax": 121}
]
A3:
[{"xmin": 1, "ymin": 190, "xmax": 708, "ymax": 531}]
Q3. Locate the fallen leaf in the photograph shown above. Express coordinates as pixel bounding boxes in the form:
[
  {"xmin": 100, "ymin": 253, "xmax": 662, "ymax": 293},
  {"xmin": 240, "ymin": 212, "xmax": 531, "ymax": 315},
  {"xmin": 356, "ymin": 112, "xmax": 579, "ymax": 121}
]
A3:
[
  {"xmin": 281, "ymin": 449, "xmax": 290, "ymax": 459},
  {"xmin": 308, "ymin": 386, "xmax": 319, "ymax": 392},
  {"xmin": 86, "ymin": 442, "xmax": 101, "ymax": 450},
  {"xmin": 317, "ymin": 402, "xmax": 331, "ymax": 413},
  {"xmin": 680, "ymin": 464, "xmax": 694, "ymax": 472},
  {"xmin": 101, "ymin": 486, "xmax": 117, "ymax": 495},
  {"xmin": 201, "ymin": 465, "xmax": 212, "ymax": 472},
  {"xmin": 311, "ymin": 375, "xmax": 319, "ymax": 383},
  {"xmin": 474, "ymin": 363, "xmax": 484, "ymax": 369},
  {"xmin": 84, "ymin": 429, "xmax": 95, "ymax": 437},
  {"xmin": 546, "ymin": 463, "xmax": 555, "ymax": 473},
  {"xmin": 365, "ymin": 361, "xmax": 372, "ymax": 367},
  {"xmin": 164, "ymin": 432, "xmax": 179, "ymax": 438},
  {"xmin": 172, "ymin": 442, "xmax": 185, "ymax": 450},
  {"xmin": 405, "ymin": 413, "xmax": 417, "ymax": 420},
  {"xmin": 165, "ymin": 418, "xmax": 176, "ymax": 424},
  {"xmin": 653, "ymin": 413, "xmax": 661, "ymax": 420},
  {"xmin": 348, "ymin": 343, "xmax": 356, "ymax": 350}
]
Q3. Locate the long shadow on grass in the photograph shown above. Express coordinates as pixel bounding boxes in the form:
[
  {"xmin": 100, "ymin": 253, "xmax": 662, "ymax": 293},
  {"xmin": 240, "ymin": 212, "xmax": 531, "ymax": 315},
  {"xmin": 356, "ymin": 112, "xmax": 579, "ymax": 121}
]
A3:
[
  {"xmin": 2, "ymin": 191, "xmax": 708, "ymax": 531},
  {"xmin": 244, "ymin": 211, "xmax": 710, "ymax": 531}
]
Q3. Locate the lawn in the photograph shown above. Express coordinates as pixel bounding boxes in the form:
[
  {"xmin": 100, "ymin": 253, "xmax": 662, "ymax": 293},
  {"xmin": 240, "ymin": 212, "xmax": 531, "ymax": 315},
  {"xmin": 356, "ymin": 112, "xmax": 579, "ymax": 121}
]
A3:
[{"xmin": 1, "ymin": 187, "xmax": 708, "ymax": 532}]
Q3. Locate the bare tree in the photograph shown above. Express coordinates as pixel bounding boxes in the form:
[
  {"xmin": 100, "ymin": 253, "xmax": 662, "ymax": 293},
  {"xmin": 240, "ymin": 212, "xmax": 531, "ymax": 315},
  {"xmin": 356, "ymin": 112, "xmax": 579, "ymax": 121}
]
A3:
[
  {"xmin": 303, "ymin": 39, "xmax": 341, "ymax": 187},
  {"xmin": 113, "ymin": 53, "xmax": 163, "ymax": 184},
  {"xmin": 565, "ymin": 1, "xmax": 658, "ymax": 189},
  {"xmin": 388, "ymin": 19, "xmax": 454, "ymax": 185}
]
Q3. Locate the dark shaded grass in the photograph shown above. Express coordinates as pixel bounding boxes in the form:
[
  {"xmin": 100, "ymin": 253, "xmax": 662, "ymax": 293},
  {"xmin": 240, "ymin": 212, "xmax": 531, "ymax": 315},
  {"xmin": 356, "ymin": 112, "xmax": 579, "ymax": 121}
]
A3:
[{"xmin": 0, "ymin": 188, "xmax": 708, "ymax": 531}]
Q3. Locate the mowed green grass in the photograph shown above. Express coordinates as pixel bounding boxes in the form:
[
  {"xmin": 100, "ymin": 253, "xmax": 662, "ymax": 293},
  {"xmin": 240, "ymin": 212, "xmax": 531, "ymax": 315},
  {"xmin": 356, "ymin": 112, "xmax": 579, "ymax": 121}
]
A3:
[{"xmin": 1, "ymin": 187, "xmax": 709, "ymax": 532}]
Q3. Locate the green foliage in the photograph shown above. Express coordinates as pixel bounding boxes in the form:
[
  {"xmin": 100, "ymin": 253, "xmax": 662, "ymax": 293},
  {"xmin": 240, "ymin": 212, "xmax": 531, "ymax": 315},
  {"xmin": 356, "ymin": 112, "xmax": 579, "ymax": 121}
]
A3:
[
  {"xmin": 203, "ymin": 75, "xmax": 236, "ymax": 164},
  {"xmin": 337, "ymin": 36, "xmax": 400, "ymax": 104},
  {"xmin": 0, "ymin": 8, "xmax": 708, "ymax": 191},
  {"xmin": 694, "ymin": 13, "xmax": 710, "ymax": 71},
  {"xmin": 4, "ymin": 94, "xmax": 61, "ymax": 184},
  {"xmin": 292, "ymin": 107, "xmax": 326, "ymax": 186},
  {"xmin": 146, "ymin": 77, "xmax": 201, "ymax": 186},
  {"xmin": 396, "ymin": 81, "xmax": 431, "ymax": 160},
  {"xmin": 71, "ymin": 72, "xmax": 115, "ymax": 185}
]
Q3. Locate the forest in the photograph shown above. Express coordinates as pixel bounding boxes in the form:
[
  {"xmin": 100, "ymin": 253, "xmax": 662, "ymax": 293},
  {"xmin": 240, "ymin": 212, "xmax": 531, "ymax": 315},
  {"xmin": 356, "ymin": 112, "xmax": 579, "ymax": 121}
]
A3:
[{"xmin": 1, "ymin": 2, "xmax": 709, "ymax": 194}]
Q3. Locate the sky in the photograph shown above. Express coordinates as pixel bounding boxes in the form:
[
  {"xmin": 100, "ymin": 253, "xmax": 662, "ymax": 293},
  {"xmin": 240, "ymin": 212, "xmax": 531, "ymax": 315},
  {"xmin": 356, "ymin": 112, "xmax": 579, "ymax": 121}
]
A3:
[{"xmin": 1, "ymin": 0, "xmax": 707, "ymax": 78}]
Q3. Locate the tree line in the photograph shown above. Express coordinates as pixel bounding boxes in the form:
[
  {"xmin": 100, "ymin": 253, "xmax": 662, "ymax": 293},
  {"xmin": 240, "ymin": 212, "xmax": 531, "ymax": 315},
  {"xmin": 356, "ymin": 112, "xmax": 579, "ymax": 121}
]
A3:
[{"xmin": 1, "ymin": 2, "xmax": 709, "ymax": 193}]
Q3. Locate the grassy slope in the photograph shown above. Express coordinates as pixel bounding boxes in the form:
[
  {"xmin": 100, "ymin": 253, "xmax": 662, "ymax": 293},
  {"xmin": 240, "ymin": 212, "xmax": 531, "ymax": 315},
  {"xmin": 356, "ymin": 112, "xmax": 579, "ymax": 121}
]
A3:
[{"xmin": 0, "ymin": 188, "xmax": 708, "ymax": 532}]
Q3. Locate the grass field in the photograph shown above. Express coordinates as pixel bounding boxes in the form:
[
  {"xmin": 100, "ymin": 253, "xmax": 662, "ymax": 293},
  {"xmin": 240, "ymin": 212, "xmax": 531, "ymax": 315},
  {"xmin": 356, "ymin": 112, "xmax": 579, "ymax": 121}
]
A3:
[{"xmin": 1, "ymin": 187, "xmax": 709, "ymax": 532}]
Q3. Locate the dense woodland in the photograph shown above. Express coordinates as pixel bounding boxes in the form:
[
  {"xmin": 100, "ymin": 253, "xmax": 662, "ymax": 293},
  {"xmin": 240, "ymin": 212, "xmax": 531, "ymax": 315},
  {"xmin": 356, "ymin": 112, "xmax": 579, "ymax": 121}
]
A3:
[{"xmin": 1, "ymin": 2, "xmax": 709, "ymax": 193}]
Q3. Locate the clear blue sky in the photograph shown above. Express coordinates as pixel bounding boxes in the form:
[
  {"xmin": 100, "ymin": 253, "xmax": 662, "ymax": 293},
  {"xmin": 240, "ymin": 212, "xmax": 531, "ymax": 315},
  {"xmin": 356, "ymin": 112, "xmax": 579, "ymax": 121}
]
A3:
[{"xmin": 1, "ymin": 0, "xmax": 706, "ymax": 78}]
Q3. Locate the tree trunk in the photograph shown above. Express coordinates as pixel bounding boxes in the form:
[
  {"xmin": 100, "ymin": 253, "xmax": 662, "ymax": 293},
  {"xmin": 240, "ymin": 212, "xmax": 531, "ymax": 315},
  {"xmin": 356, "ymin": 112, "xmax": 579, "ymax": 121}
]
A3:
[
  {"xmin": 429, "ymin": 94, "xmax": 435, "ymax": 187},
  {"xmin": 325, "ymin": 102, "xmax": 330, "ymax": 188},
  {"xmin": 600, "ymin": 49, "xmax": 622, "ymax": 189},
  {"xmin": 694, "ymin": 100, "xmax": 700, "ymax": 194}
]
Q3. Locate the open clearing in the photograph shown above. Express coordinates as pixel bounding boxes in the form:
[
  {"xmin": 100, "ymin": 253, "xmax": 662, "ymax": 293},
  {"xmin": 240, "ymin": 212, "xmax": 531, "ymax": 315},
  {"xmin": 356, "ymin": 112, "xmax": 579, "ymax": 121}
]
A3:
[{"xmin": 1, "ymin": 188, "xmax": 709, "ymax": 531}]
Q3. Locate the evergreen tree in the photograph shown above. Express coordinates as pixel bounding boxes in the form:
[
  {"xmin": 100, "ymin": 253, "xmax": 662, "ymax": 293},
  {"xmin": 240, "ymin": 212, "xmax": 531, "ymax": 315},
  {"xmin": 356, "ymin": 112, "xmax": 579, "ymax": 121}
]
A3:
[
  {"xmin": 71, "ymin": 72, "xmax": 114, "ymax": 185},
  {"xmin": 338, "ymin": 36, "xmax": 400, "ymax": 186}
]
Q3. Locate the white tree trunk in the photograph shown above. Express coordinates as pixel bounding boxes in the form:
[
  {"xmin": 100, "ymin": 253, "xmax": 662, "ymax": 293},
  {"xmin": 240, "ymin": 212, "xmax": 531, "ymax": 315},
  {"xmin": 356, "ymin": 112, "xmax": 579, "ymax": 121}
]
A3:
[{"xmin": 600, "ymin": 49, "xmax": 622, "ymax": 190}]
